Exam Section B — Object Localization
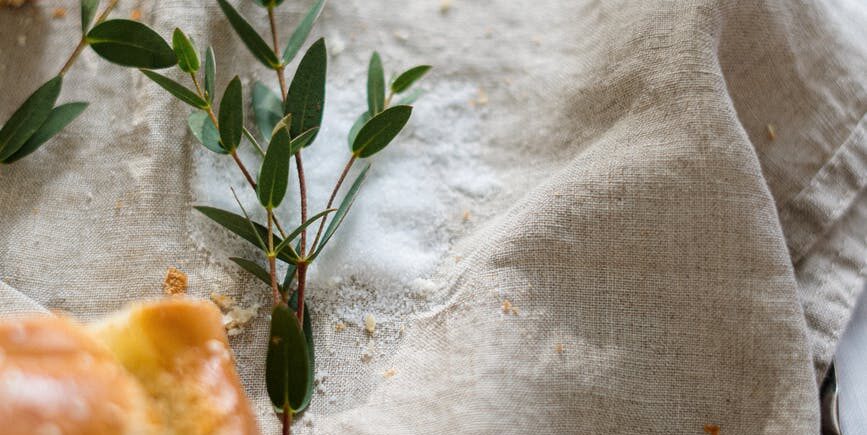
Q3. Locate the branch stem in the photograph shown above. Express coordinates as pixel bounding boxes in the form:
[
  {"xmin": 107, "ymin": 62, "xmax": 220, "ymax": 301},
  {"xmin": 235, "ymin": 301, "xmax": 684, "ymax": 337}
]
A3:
[
  {"xmin": 282, "ymin": 406, "xmax": 292, "ymax": 435},
  {"xmin": 267, "ymin": 211, "xmax": 280, "ymax": 305},
  {"xmin": 59, "ymin": 0, "xmax": 120, "ymax": 76},
  {"xmin": 311, "ymin": 155, "xmax": 356, "ymax": 250},
  {"xmin": 267, "ymin": 6, "xmax": 289, "ymax": 99}
]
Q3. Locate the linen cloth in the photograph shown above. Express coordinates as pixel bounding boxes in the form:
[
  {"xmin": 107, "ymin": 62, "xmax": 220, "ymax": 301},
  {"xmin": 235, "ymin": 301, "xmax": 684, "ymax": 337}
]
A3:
[{"xmin": 1, "ymin": 0, "xmax": 866, "ymax": 433}]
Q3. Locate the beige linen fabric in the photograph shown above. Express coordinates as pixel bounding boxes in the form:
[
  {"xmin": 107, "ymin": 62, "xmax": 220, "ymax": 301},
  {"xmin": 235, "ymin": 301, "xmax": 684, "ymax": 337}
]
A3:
[{"xmin": 1, "ymin": 0, "xmax": 865, "ymax": 433}]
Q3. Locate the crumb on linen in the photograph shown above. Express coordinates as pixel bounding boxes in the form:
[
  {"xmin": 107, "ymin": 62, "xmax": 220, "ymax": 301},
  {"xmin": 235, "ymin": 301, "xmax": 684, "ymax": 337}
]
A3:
[
  {"xmin": 462, "ymin": 210, "xmax": 471, "ymax": 222},
  {"xmin": 130, "ymin": 8, "xmax": 141, "ymax": 20},
  {"xmin": 210, "ymin": 292, "xmax": 258, "ymax": 336},
  {"xmin": 439, "ymin": 0, "xmax": 452, "ymax": 14},
  {"xmin": 334, "ymin": 322, "xmax": 346, "ymax": 332},
  {"xmin": 364, "ymin": 314, "xmax": 376, "ymax": 334},
  {"xmin": 555, "ymin": 343, "xmax": 565, "ymax": 354},
  {"xmin": 210, "ymin": 292, "xmax": 236, "ymax": 310},
  {"xmin": 703, "ymin": 424, "xmax": 720, "ymax": 435},
  {"xmin": 17, "ymin": 35, "xmax": 26, "ymax": 47},
  {"xmin": 766, "ymin": 124, "xmax": 776, "ymax": 141},
  {"xmin": 163, "ymin": 267, "xmax": 188, "ymax": 296},
  {"xmin": 0, "ymin": 0, "xmax": 29, "ymax": 7},
  {"xmin": 383, "ymin": 368, "xmax": 397, "ymax": 379},
  {"xmin": 52, "ymin": 7, "xmax": 66, "ymax": 19},
  {"xmin": 502, "ymin": 299, "xmax": 519, "ymax": 316}
]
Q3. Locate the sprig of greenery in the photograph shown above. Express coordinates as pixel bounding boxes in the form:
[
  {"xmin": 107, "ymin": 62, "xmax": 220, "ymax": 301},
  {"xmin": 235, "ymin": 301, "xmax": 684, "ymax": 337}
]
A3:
[{"xmin": 2, "ymin": 1, "xmax": 430, "ymax": 432}]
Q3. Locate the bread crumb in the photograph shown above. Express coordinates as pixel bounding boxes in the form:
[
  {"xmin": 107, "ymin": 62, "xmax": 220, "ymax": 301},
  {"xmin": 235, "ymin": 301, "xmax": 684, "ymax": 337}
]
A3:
[
  {"xmin": 439, "ymin": 0, "xmax": 452, "ymax": 14},
  {"xmin": 17, "ymin": 35, "xmax": 26, "ymax": 47},
  {"xmin": 703, "ymin": 424, "xmax": 720, "ymax": 435},
  {"xmin": 334, "ymin": 322, "xmax": 346, "ymax": 332},
  {"xmin": 462, "ymin": 210, "xmax": 471, "ymax": 222},
  {"xmin": 210, "ymin": 292, "xmax": 236, "ymax": 310},
  {"xmin": 555, "ymin": 343, "xmax": 565, "ymax": 354},
  {"xmin": 130, "ymin": 8, "xmax": 141, "ymax": 20},
  {"xmin": 0, "ymin": 0, "xmax": 30, "ymax": 7},
  {"xmin": 364, "ymin": 313, "xmax": 376, "ymax": 334},
  {"xmin": 163, "ymin": 267, "xmax": 188, "ymax": 295},
  {"xmin": 52, "ymin": 7, "xmax": 66, "ymax": 19},
  {"xmin": 476, "ymin": 88, "xmax": 488, "ymax": 106},
  {"xmin": 766, "ymin": 124, "xmax": 776, "ymax": 141},
  {"xmin": 383, "ymin": 368, "xmax": 397, "ymax": 379},
  {"xmin": 223, "ymin": 305, "xmax": 260, "ymax": 335},
  {"xmin": 501, "ymin": 299, "xmax": 519, "ymax": 315}
]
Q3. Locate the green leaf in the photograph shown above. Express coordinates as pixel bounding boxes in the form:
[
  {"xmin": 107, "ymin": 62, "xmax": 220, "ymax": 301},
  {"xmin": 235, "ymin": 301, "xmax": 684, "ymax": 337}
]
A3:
[
  {"xmin": 281, "ymin": 0, "xmax": 326, "ymax": 65},
  {"xmin": 253, "ymin": 82, "xmax": 283, "ymax": 142},
  {"xmin": 2, "ymin": 102, "xmax": 88, "ymax": 164},
  {"xmin": 172, "ymin": 28, "xmax": 200, "ymax": 73},
  {"xmin": 367, "ymin": 52, "xmax": 385, "ymax": 115},
  {"xmin": 204, "ymin": 47, "xmax": 216, "ymax": 102},
  {"xmin": 230, "ymin": 257, "xmax": 277, "ymax": 290},
  {"xmin": 284, "ymin": 38, "xmax": 326, "ymax": 140},
  {"xmin": 194, "ymin": 206, "xmax": 296, "ymax": 263},
  {"xmin": 266, "ymin": 303, "xmax": 311, "ymax": 413},
  {"xmin": 290, "ymin": 127, "xmax": 318, "ymax": 153},
  {"xmin": 219, "ymin": 76, "xmax": 244, "ymax": 152},
  {"xmin": 394, "ymin": 88, "xmax": 425, "ymax": 106},
  {"xmin": 140, "ymin": 70, "xmax": 208, "ymax": 109},
  {"xmin": 285, "ymin": 295, "xmax": 315, "ymax": 413},
  {"xmin": 0, "ymin": 76, "xmax": 63, "ymax": 162},
  {"xmin": 273, "ymin": 208, "xmax": 335, "ymax": 256},
  {"xmin": 87, "ymin": 19, "xmax": 177, "ymax": 69},
  {"xmin": 216, "ymin": 0, "xmax": 281, "ymax": 69},
  {"xmin": 257, "ymin": 128, "xmax": 292, "ymax": 209},
  {"xmin": 311, "ymin": 163, "xmax": 370, "ymax": 258},
  {"xmin": 352, "ymin": 105, "xmax": 412, "ymax": 158},
  {"xmin": 270, "ymin": 113, "xmax": 292, "ymax": 142},
  {"xmin": 347, "ymin": 111, "xmax": 371, "ymax": 149},
  {"xmin": 391, "ymin": 65, "xmax": 431, "ymax": 94},
  {"xmin": 187, "ymin": 111, "xmax": 226, "ymax": 154},
  {"xmin": 252, "ymin": 0, "xmax": 283, "ymax": 7},
  {"xmin": 80, "ymin": 0, "xmax": 100, "ymax": 33}
]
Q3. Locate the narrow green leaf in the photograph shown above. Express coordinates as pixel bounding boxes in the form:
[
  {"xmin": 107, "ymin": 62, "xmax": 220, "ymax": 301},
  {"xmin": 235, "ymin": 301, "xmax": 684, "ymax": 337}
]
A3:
[
  {"xmin": 230, "ymin": 257, "xmax": 278, "ymax": 291},
  {"xmin": 281, "ymin": 254, "xmax": 298, "ymax": 292},
  {"xmin": 273, "ymin": 208, "xmax": 336, "ymax": 256},
  {"xmin": 257, "ymin": 128, "xmax": 292, "ymax": 209},
  {"xmin": 311, "ymin": 163, "xmax": 370, "ymax": 258},
  {"xmin": 286, "ymin": 295, "xmax": 315, "ymax": 413},
  {"xmin": 172, "ymin": 28, "xmax": 200, "ymax": 73},
  {"xmin": 219, "ymin": 76, "xmax": 244, "ymax": 152},
  {"xmin": 216, "ymin": 0, "xmax": 281, "ymax": 69},
  {"xmin": 367, "ymin": 52, "xmax": 385, "ymax": 115},
  {"xmin": 194, "ymin": 206, "xmax": 296, "ymax": 263},
  {"xmin": 347, "ymin": 111, "xmax": 371, "ymax": 149},
  {"xmin": 87, "ymin": 19, "xmax": 177, "ymax": 69},
  {"xmin": 284, "ymin": 38, "xmax": 326, "ymax": 140},
  {"xmin": 266, "ymin": 304, "xmax": 311, "ymax": 413},
  {"xmin": 270, "ymin": 113, "xmax": 292, "ymax": 143},
  {"xmin": 140, "ymin": 70, "xmax": 208, "ymax": 109},
  {"xmin": 3, "ymin": 102, "xmax": 88, "ymax": 164},
  {"xmin": 394, "ymin": 88, "xmax": 425, "ymax": 106},
  {"xmin": 290, "ymin": 127, "xmax": 318, "ymax": 153},
  {"xmin": 253, "ymin": 82, "xmax": 283, "ymax": 142},
  {"xmin": 204, "ymin": 47, "xmax": 216, "ymax": 102},
  {"xmin": 281, "ymin": 0, "xmax": 326, "ymax": 65},
  {"xmin": 352, "ymin": 105, "xmax": 412, "ymax": 158},
  {"xmin": 0, "ymin": 76, "xmax": 63, "ymax": 162},
  {"xmin": 391, "ymin": 65, "xmax": 431, "ymax": 94},
  {"xmin": 187, "ymin": 111, "xmax": 226, "ymax": 154},
  {"xmin": 80, "ymin": 0, "xmax": 100, "ymax": 33}
]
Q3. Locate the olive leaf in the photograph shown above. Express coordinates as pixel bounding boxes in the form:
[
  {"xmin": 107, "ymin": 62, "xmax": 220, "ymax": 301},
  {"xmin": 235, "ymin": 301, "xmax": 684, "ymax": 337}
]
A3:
[
  {"xmin": 391, "ymin": 65, "xmax": 431, "ymax": 94},
  {"xmin": 0, "ymin": 76, "xmax": 63, "ymax": 162},
  {"xmin": 219, "ymin": 76, "xmax": 244, "ymax": 152},
  {"xmin": 394, "ymin": 88, "xmax": 425, "ymax": 106},
  {"xmin": 80, "ymin": 0, "xmax": 100, "ymax": 33},
  {"xmin": 87, "ymin": 20, "xmax": 177, "ymax": 69},
  {"xmin": 257, "ymin": 128, "xmax": 292, "ymax": 209},
  {"xmin": 172, "ymin": 28, "xmax": 200, "ymax": 73},
  {"xmin": 230, "ymin": 257, "xmax": 278, "ymax": 290},
  {"xmin": 284, "ymin": 38, "xmax": 326, "ymax": 141},
  {"xmin": 367, "ymin": 52, "xmax": 385, "ymax": 115},
  {"xmin": 204, "ymin": 47, "xmax": 217, "ymax": 102},
  {"xmin": 140, "ymin": 70, "xmax": 208, "ymax": 109},
  {"xmin": 216, "ymin": 0, "xmax": 281, "ymax": 69},
  {"xmin": 347, "ymin": 111, "xmax": 371, "ymax": 148},
  {"xmin": 252, "ymin": 82, "xmax": 283, "ymax": 142},
  {"xmin": 311, "ymin": 163, "xmax": 370, "ymax": 258},
  {"xmin": 273, "ymin": 208, "xmax": 336, "ymax": 256},
  {"xmin": 187, "ymin": 111, "xmax": 226, "ymax": 154},
  {"xmin": 289, "ymin": 127, "xmax": 318, "ymax": 154},
  {"xmin": 2, "ymin": 102, "xmax": 88, "ymax": 164},
  {"xmin": 266, "ymin": 303, "xmax": 311, "ymax": 414},
  {"xmin": 351, "ymin": 105, "xmax": 412, "ymax": 158},
  {"xmin": 287, "ymin": 293, "xmax": 315, "ymax": 413},
  {"xmin": 194, "ymin": 206, "xmax": 297, "ymax": 263},
  {"xmin": 282, "ymin": 0, "xmax": 326, "ymax": 65}
]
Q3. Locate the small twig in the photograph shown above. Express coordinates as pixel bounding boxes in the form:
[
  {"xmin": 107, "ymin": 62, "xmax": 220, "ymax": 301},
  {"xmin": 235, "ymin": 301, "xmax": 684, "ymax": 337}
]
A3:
[
  {"xmin": 282, "ymin": 405, "xmax": 292, "ymax": 435},
  {"xmin": 311, "ymin": 155, "xmax": 356, "ymax": 250},
  {"xmin": 58, "ymin": 0, "xmax": 120, "ymax": 76},
  {"xmin": 267, "ymin": 6, "xmax": 289, "ymax": 99},
  {"xmin": 267, "ymin": 211, "xmax": 281, "ymax": 305},
  {"xmin": 295, "ymin": 263, "xmax": 307, "ymax": 321}
]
